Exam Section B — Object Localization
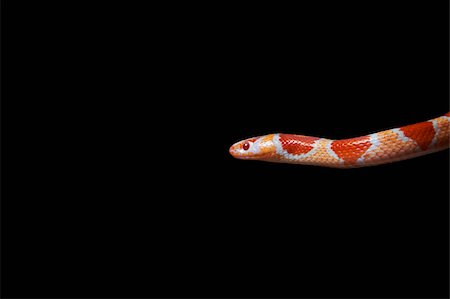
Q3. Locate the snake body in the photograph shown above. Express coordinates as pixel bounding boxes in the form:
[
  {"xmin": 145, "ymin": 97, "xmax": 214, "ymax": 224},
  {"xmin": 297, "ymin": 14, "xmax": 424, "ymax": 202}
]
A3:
[{"xmin": 229, "ymin": 113, "xmax": 450, "ymax": 168}]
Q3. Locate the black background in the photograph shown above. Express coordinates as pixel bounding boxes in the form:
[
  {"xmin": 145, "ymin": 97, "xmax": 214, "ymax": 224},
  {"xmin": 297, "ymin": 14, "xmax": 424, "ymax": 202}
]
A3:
[{"xmin": 2, "ymin": 1, "xmax": 449, "ymax": 298}]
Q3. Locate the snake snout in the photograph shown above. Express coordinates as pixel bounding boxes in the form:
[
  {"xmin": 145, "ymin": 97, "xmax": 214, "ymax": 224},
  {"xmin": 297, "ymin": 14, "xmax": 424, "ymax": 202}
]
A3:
[{"xmin": 229, "ymin": 143, "xmax": 239, "ymax": 158}]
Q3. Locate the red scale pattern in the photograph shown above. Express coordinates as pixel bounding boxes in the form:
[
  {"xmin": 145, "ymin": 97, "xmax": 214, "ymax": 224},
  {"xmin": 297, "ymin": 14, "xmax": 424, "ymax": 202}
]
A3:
[
  {"xmin": 331, "ymin": 136, "xmax": 372, "ymax": 164},
  {"xmin": 279, "ymin": 134, "xmax": 320, "ymax": 155},
  {"xmin": 399, "ymin": 121, "xmax": 435, "ymax": 150}
]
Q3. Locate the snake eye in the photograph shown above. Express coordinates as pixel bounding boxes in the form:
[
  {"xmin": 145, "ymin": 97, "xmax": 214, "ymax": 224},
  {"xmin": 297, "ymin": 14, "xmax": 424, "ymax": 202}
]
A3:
[{"xmin": 242, "ymin": 141, "xmax": 250, "ymax": 150}]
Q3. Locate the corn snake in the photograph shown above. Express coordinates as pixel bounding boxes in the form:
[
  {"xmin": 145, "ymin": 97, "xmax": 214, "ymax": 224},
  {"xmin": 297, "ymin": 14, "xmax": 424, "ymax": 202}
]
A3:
[{"xmin": 229, "ymin": 113, "xmax": 450, "ymax": 168}]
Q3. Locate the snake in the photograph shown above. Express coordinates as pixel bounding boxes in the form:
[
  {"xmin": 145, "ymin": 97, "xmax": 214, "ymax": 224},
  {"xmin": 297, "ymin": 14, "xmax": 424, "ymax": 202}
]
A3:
[{"xmin": 229, "ymin": 113, "xmax": 450, "ymax": 168}]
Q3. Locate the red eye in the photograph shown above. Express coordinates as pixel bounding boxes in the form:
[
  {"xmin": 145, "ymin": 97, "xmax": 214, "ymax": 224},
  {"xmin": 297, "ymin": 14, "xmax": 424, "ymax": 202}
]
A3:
[{"xmin": 242, "ymin": 141, "xmax": 250, "ymax": 150}]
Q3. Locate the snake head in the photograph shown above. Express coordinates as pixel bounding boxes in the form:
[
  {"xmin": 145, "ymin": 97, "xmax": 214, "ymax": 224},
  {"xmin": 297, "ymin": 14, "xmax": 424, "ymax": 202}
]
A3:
[{"xmin": 229, "ymin": 134, "xmax": 276, "ymax": 160}]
